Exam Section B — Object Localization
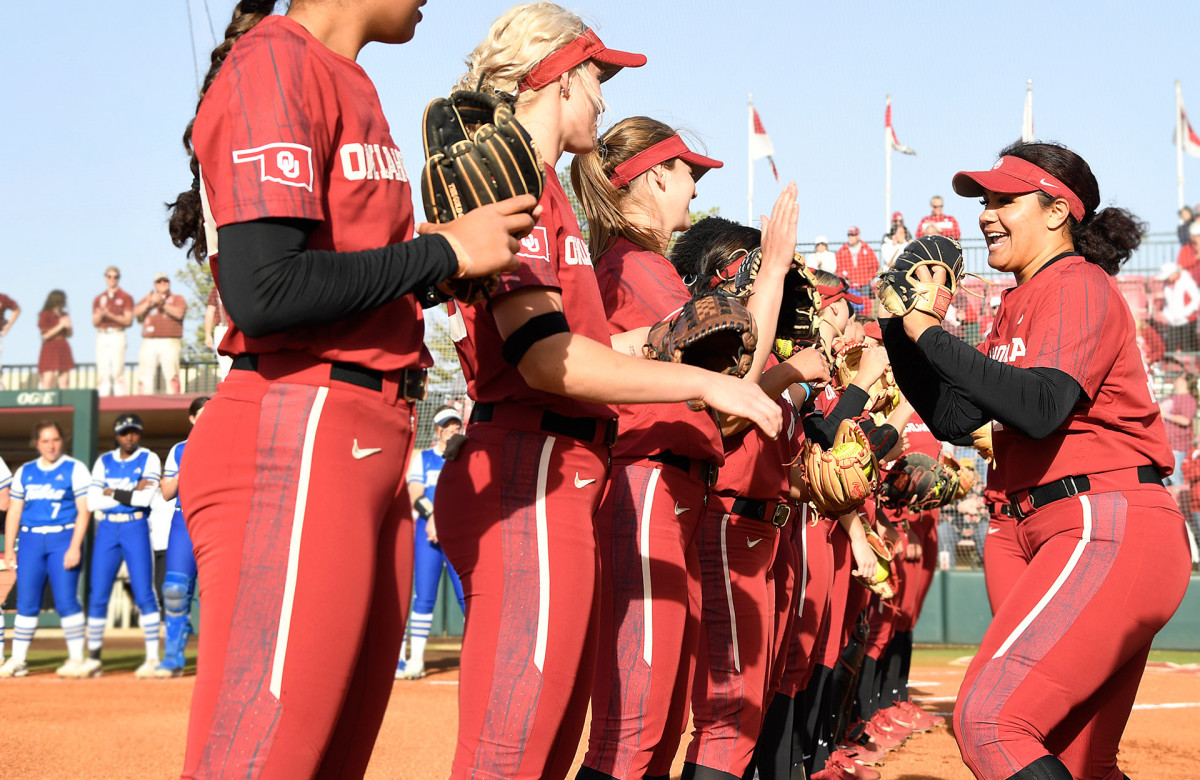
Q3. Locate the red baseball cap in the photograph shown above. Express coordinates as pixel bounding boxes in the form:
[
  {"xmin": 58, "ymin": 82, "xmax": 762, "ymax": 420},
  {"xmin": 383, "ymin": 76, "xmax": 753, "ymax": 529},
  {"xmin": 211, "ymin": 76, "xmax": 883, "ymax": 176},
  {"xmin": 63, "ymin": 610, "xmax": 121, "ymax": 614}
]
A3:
[
  {"xmin": 847, "ymin": 226, "xmax": 860, "ymax": 236},
  {"xmin": 609, "ymin": 135, "xmax": 723, "ymax": 188},
  {"xmin": 892, "ymin": 211, "xmax": 903, "ymax": 221},
  {"xmin": 519, "ymin": 28, "xmax": 647, "ymax": 92},
  {"xmin": 952, "ymin": 155, "xmax": 1086, "ymax": 221},
  {"xmin": 817, "ymin": 282, "xmax": 864, "ymax": 309}
]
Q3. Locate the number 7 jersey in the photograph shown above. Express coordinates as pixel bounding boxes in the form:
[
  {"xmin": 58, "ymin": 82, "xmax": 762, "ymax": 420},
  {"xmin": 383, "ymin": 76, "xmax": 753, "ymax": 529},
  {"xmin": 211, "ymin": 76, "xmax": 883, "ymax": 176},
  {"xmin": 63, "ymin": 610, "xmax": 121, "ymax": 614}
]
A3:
[
  {"xmin": 982, "ymin": 253, "xmax": 1172, "ymax": 493},
  {"xmin": 10, "ymin": 456, "xmax": 91, "ymax": 526}
]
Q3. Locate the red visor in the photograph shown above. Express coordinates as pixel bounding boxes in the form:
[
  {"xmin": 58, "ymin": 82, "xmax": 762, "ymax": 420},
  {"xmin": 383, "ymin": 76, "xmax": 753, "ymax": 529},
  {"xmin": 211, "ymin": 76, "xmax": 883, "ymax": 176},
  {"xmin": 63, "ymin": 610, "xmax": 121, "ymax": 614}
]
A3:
[
  {"xmin": 952, "ymin": 156, "xmax": 1086, "ymax": 222},
  {"xmin": 609, "ymin": 135, "xmax": 724, "ymax": 188},
  {"xmin": 817, "ymin": 283, "xmax": 865, "ymax": 309},
  {"xmin": 862, "ymin": 321, "xmax": 883, "ymax": 340},
  {"xmin": 519, "ymin": 28, "xmax": 647, "ymax": 93}
]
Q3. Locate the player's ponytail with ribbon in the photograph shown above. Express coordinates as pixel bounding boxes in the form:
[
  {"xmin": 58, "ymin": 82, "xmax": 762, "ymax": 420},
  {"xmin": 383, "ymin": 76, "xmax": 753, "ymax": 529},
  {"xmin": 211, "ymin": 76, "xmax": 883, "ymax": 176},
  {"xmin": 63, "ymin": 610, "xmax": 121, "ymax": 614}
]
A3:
[
  {"xmin": 167, "ymin": 0, "xmax": 278, "ymax": 262},
  {"xmin": 571, "ymin": 117, "xmax": 680, "ymax": 258},
  {"xmin": 666, "ymin": 216, "xmax": 761, "ymax": 298},
  {"xmin": 999, "ymin": 140, "xmax": 1146, "ymax": 276}
]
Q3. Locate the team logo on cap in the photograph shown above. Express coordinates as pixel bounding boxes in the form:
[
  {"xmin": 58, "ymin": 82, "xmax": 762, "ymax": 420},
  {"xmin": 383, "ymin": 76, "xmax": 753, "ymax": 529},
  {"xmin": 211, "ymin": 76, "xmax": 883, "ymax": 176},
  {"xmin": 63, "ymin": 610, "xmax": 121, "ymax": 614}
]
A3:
[
  {"xmin": 233, "ymin": 143, "xmax": 314, "ymax": 191},
  {"xmin": 992, "ymin": 159, "xmax": 1004, "ymax": 169}
]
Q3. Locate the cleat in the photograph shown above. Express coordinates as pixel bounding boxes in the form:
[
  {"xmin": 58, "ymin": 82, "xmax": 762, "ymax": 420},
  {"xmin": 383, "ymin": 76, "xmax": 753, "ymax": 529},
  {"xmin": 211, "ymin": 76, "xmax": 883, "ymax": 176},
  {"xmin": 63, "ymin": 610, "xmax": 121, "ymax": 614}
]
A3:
[
  {"xmin": 56, "ymin": 659, "xmax": 88, "ymax": 678},
  {"xmin": 399, "ymin": 663, "xmax": 426, "ymax": 680},
  {"xmin": 862, "ymin": 717, "xmax": 905, "ymax": 750},
  {"xmin": 878, "ymin": 705, "xmax": 923, "ymax": 734},
  {"xmin": 0, "ymin": 658, "xmax": 29, "ymax": 678},
  {"xmin": 812, "ymin": 749, "xmax": 881, "ymax": 779},
  {"xmin": 134, "ymin": 660, "xmax": 159, "ymax": 679},
  {"xmin": 154, "ymin": 663, "xmax": 184, "ymax": 678},
  {"xmin": 78, "ymin": 658, "xmax": 103, "ymax": 678},
  {"xmin": 838, "ymin": 743, "xmax": 886, "ymax": 766},
  {"xmin": 898, "ymin": 700, "xmax": 945, "ymax": 729}
]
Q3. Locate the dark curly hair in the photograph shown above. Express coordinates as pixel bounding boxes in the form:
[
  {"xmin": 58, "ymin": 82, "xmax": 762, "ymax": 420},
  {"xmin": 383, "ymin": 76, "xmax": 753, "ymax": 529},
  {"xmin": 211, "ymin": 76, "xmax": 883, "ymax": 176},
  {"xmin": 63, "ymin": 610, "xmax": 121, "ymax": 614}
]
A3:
[
  {"xmin": 998, "ymin": 141, "xmax": 1145, "ymax": 276},
  {"xmin": 667, "ymin": 216, "xmax": 761, "ymax": 297}
]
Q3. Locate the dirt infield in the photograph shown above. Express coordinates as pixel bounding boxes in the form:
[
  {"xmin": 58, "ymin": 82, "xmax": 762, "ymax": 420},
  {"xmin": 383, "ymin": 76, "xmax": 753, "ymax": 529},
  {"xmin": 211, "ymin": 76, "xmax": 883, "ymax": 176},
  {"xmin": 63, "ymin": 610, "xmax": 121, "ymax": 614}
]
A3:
[{"xmin": 2, "ymin": 635, "xmax": 1198, "ymax": 779}]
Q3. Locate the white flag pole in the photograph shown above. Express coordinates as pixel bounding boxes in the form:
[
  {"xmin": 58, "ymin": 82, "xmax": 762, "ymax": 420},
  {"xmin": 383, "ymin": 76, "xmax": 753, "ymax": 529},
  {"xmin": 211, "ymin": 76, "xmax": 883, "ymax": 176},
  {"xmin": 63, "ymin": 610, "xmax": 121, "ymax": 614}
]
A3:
[
  {"xmin": 748, "ymin": 94, "xmax": 755, "ymax": 226},
  {"xmin": 1178, "ymin": 80, "xmax": 1186, "ymax": 212},
  {"xmin": 1021, "ymin": 79, "xmax": 1034, "ymax": 142},
  {"xmin": 885, "ymin": 95, "xmax": 892, "ymax": 233}
]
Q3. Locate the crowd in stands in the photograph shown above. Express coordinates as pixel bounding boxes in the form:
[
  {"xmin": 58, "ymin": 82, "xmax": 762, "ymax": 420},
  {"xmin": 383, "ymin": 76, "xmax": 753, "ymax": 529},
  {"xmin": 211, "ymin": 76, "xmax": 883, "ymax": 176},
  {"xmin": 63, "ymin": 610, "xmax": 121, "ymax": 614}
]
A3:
[{"xmin": 0, "ymin": 267, "xmax": 234, "ymax": 394}]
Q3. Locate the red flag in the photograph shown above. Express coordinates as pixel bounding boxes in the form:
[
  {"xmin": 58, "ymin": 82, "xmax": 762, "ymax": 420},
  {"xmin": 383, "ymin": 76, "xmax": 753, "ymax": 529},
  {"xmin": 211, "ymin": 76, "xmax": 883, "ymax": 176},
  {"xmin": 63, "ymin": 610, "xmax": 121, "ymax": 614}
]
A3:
[
  {"xmin": 749, "ymin": 105, "xmax": 780, "ymax": 181},
  {"xmin": 1180, "ymin": 105, "xmax": 1200, "ymax": 158},
  {"xmin": 885, "ymin": 97, "xmax": 916, "ymax": 156}
]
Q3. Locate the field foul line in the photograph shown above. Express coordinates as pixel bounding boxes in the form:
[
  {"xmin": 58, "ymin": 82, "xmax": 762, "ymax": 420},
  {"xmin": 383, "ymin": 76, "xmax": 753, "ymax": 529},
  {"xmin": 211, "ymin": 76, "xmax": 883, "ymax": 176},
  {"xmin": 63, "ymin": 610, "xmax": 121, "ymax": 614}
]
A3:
[{"xmin": 912, "ymin": 697, "xmax": 1200, "ymax": 712}]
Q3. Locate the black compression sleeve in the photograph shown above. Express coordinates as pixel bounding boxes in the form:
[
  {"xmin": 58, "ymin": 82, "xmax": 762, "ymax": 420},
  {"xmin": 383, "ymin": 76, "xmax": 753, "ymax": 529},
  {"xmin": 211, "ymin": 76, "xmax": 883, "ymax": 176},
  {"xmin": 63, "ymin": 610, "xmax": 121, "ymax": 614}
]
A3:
[
  {"xmin": 113, "ymin": 489, "xmax": 134, "ymax": 506},
  {"xmin": 217, "ymin": 218, "xmax": 459, "ymax": 338},
  {"xmin": 801, "ymin": 384, "xmax": 871, "ymax": 448},
  {"xmin": 914, "ymin": 326, "xmax": 1083, "ymax": 440},
  {"xmin": 865, "ymin": 422, "xmax": 899, "ymax": 459},
  {"xmin": 879, "ymin": 317, "xmax": 965, "ymax": 439}
]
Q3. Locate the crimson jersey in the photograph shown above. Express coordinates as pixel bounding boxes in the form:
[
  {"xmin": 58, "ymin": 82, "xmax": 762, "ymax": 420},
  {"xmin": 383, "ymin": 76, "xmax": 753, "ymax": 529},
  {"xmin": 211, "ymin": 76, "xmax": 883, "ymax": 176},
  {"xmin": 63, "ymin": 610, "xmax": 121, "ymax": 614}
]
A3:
[
  {"xmin": 983, "ymin": 254, "xmax": 1172, "ymax": 493},
  {"xmin": 715, "ymin": 392, "xmax": 799, "ymax": 500},
  {"xmin": 595, "ymin": 237, "xmax": 723, "ymax": 463},
  {"xmin": 449, "ymin": 167, "xmax": 614, "ymax": 420},
  {"xmin": 193, "ymin": 15, "xmax": 428, "ymax": 371},
  {"xmin": 898, "ymin": 413, "xmax": 941, "ymax": 460}
]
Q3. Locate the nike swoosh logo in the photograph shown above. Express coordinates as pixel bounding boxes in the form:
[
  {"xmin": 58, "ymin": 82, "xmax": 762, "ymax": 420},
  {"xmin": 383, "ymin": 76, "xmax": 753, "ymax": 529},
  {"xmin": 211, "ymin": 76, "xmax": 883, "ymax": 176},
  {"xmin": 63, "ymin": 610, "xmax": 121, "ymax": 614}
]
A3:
[
  {"xmin": 1038, "ymin": 178, "xmax": 1058, "ymax": 190},
  {"xmin": 352, "ymin": 439, "xmax": 382, "ymax": 459},
  {"xmin": 574, "ymin": 474, "xmax": 596, "ymax": 488},
  {"xmin": 988, "ymin": 526, "xmax": 1000, "ymax": 534},
  {"xmin": 674, "ymin": 502, "xmax": 689, "ymax": 516},
  {"xmin": 747, "ymin": 538, "xmax": 762, "ymax": 548}
]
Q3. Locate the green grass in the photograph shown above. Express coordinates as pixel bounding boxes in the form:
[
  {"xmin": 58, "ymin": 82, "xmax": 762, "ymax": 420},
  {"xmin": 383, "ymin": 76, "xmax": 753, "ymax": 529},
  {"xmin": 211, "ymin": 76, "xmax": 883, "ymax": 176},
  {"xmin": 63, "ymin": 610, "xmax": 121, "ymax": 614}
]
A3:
[{"xmin": 22, "ymin": 646, "xmax": 198, "ymax": 675}]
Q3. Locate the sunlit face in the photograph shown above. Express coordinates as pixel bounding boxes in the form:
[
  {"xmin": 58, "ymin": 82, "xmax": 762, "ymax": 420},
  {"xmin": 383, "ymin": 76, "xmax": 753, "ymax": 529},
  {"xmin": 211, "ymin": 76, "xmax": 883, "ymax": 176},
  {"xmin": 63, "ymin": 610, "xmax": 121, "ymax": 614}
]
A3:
[
  {"xmin": 36, "ymin": 426, "xmax": 64, "ymax": 463},
  {"xmin": 660, "ymin": 159, "xmax": 697, "ymax": 234},
  {"xmin": 979, "ymin": 189, "xmax": 1060, "ymax": 277},
  {"xmin": 369, "ymin": 0, "xmax": 425, "ymax": 44},
  {"xmin": 105, "ymin": 269, "xmax": 120, "ymax": 290},
  {"xmin": 561, "ymin": 62, "xmax": 606, "ymax": 155},
  {"xmin": 931, "ymin": 198, "xmax": 944, "ymax": 214}
]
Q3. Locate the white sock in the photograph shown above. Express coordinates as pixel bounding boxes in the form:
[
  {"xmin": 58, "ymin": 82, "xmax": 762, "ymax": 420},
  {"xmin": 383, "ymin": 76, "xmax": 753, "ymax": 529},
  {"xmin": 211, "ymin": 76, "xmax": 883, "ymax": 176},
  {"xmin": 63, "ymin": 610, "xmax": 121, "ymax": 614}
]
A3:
[
  {"xmin": 61, "ymin": 613, "xmax": 86, "ymax": 661},
  {"xmin": 408, "ymin": 611, "xmax": 433, "ymax": 669},
  {"xmin": 11, "ymin": 614, "xmax": 38, "ymax": 664},
  {"xmin": 141, "ymin": 611, "xmax": 161, "ymax": 660},
  {"xmin": 86, "ymin": 615, "xmax": 107, "ymax": 655}
]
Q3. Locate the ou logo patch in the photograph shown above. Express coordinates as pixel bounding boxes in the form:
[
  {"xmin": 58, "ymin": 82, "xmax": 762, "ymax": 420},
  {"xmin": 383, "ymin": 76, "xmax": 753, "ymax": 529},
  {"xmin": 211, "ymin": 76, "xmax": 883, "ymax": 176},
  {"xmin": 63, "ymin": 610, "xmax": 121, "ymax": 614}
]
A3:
[
  {"xmin": 518, "ymin": 226, "xmax": 550, "ymax": 262},
  {"xmin": 233, "ymin": 142, "xmax": 314, "ymax": 191}
]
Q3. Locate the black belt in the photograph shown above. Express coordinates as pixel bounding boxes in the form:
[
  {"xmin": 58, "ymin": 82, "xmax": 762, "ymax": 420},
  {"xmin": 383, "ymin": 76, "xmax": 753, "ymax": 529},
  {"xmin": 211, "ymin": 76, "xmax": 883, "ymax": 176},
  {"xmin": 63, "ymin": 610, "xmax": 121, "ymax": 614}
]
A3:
[
  {"xmin": 987, "ymin": 501, "xmax": 1015, "ymax": 518},
  {"xmin": 470, "ymin": 402, "xmax": 619, "ymax": 447},
  {"xmin": 1009, "ymin": 465, "xmax": 1162, "ymax": 520},
  {"xmin": 730, "ymin": 497, "xmax": 792, "ymax": 528},
  {"xmin": 648, "ymin": 451, "xmax": 719, "ymax": 486},
  {"xmin": 231, "ymin": 354, "xmax": 427, "ymax": 401}
]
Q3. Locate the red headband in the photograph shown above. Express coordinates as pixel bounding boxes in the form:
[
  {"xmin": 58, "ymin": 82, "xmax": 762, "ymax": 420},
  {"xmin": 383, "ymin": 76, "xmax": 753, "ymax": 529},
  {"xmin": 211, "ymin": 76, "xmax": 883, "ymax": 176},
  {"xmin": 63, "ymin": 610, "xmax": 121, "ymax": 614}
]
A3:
[
  {"xmin": 608, "ymin": 135, "xmax": 724, "ymax": 188},
  {"xmin": 952, "ymin": 155, "xmax": 1086, "ymax": 221},
  {"xmin": 817, "ymin": 283, "xmax": 864, "ymax": 309},
  {"xmin": 518, "ymin": 28, "xmax": 647, "ymax": 93}
]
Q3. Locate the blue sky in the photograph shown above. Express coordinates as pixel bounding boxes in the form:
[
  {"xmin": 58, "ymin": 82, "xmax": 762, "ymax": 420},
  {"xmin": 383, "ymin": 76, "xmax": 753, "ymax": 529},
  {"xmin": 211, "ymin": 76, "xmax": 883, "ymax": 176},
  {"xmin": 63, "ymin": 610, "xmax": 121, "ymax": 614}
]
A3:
[{"xmin": 0, "ymin": 1, "xmax": 1195, "ymax": 366}]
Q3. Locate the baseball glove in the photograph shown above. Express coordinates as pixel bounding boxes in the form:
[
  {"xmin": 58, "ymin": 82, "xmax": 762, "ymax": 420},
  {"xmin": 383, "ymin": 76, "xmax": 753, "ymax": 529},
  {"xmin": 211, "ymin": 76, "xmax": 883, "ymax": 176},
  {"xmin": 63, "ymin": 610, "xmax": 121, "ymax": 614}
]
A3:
[
  {"xmin": 711, "ymin": 248, "xmax": 762, "ymax": 300},
  {"xmin": 934, "ymin": 453, "xmax": 965, "ymax": 506},
  {"xmin": 773, "ymin": 255, "xmax": 823, "ymax": 359},
  {"xmin": 876, "ymin": 235, "xmax": 965, "ymax": 320},
  {"xmin": 831, "ymin": 340, "xmax": 899, "ymax": 415},
  {"xmin": 956, "ymin": 458, "xmax": 978, "ymax": 500},
  {"xmin": 857, "ymin": 527, "xmax": 896, "ymax": 599},
  {"xmin": 878, "ymin": 452, "xmax": 942, "ymax": 511},
  {"xmin": 802, "ymin": 418, "xmax": 879, "ymax": 516},
  {"xmin": 644, "ymin": 293, "xmax": 758, "ymax": 378},
  {"xmin": 419, "ymin": 90, "xmax": 545, "ymax": 306},
  {"xmin": 970, "ymin": 423, "xmax": 995, "ymax": 465}
]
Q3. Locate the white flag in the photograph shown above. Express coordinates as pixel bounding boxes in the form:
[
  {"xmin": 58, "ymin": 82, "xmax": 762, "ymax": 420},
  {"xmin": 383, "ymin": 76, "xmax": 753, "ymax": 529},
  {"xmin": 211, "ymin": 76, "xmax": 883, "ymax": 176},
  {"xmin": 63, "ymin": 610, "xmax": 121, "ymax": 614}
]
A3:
[
  {"xmin": 749, "ymin": 104, "xmax": 779, "ymax": 181},
  {"xmin": 885, "ymin": 96, "xmax": 916, "ymax": 156},
  {"xmin": 1021, "ymin": 80, "xmax": 1034, "ymax": 142}
]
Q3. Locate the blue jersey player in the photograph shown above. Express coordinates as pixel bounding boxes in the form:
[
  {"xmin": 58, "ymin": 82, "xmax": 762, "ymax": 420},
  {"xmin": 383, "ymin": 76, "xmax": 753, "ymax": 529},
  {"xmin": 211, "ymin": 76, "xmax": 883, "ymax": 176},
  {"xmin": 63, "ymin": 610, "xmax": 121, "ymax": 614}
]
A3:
[
  {"xmin": 397, "ymin": 407, "xmax": 467, "ymax": 681},
  {"xmin": 154, "ymin": 396, "xmax": 207, "ymax": 677},
  {"xmin": 1, "ymin": 421, "xmax": 92, "ymax": 678},
  {"xmin": 0, "ymin": 455, "xmax": 12, "ymax": 666},
  {"xmin": 84, "ymin": 413, "xmax": 162, "ymax": 678}
]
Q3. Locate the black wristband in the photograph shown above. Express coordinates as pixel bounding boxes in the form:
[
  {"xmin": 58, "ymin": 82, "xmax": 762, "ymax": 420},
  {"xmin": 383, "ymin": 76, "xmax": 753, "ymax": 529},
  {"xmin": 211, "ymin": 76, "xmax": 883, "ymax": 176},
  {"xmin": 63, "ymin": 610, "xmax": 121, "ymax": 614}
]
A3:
[
  {"xmin": 501, "ymin": 311, "xmax": 571, "ymax": 366},
  {"xmin": 414, "ymin": 495, "xmax": 434, "ymax": 520},
  {"xmin": 113, "ymin": 489, "xmax": 134, "ymax": 506}
]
